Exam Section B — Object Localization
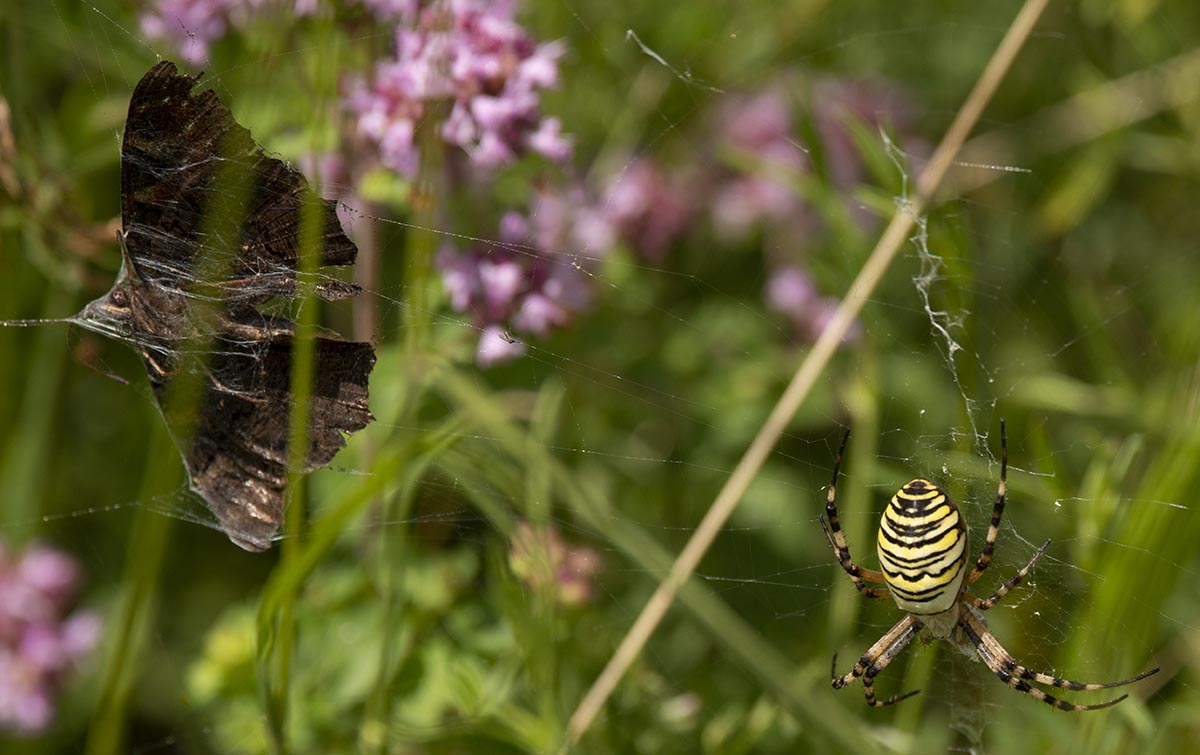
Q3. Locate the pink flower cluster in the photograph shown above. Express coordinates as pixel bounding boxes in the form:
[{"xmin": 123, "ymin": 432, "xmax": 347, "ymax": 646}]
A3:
[
  {"xmin": 0, "ymin": 542, "xmax": 100, "ymax": 733},
  {"xmin": 141, "ymin": 0, "xmax": 419, "ymax": 65},
  {"xmin": 438, "ymin": 190, "xmax": 596, "ymax": 366},
  {"xmin": 347, "ymin": 0, "xmax": 571, "ymax": 178},
  {"xmin": 709, "ymin": 77, "xmax": 919, "ymax": 240},
  {"xmin": 141, "ymin": 0, "xmax": 571, "ymax": 176},
  {"xmin": 435, "ymin": 157, "xmax": 701, "ymax": 366},
  {"xmin": 706, "ymin": 78, "xmax": 919, "ymax": 345},
  {"xmin": 431, "ymin": 73, "xmax": 918, "ymax": 362}
]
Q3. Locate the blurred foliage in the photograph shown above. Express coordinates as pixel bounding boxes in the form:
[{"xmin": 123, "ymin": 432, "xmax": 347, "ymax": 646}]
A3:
[{"xmin": 2, "ymin": 1, "xmax": 1200, "ymax": 754}]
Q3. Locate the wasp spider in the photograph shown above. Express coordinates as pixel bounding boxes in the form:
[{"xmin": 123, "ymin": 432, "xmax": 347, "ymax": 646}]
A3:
[{"xmin": 820, "ymin": 420, "xmax": 1159, "ymax": 711}]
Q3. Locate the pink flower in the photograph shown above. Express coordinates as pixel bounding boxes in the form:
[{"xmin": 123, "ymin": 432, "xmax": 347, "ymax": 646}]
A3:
[
  {"xmin": 477, "ymin": 325, "xmax": 527, "ymax": 366},
  {"xmin": 437, "ymin": 245, "xmax": 483, "ymax": 312},
  {"xmin": 541, "ymin": 259, "xmax": 592, "ymax": 312},
  {"xmin": 498, "ymin": 210, "xmax": 529, "ymax": 243},
  {"xmin": 765, "ymin": 266, "xmax": 860, "ymax": 345},
  {"xmin": 478, "ymin": 258, "xmax": 526, "ymax": 315},
  {"xmin": 139, "ymin": 0, "xmax": 235, "ymax": 65},
  {"xmin": 16, "ymin": 548, "xmax": 79, "ymax": 613},
  {"xmin": 766, "ymin": 267, "xmax": 818, "ymax": 315},
  {"xmin": 811, "ymin": 76, "xmax": 917, "ymax": 189},
  {"xmin": 526, "ymin": 116, "xmax": 573, "ymax": 162},
  {"xmin": 710, "ymin": 88, "xmax": 808, "ymax": 239},
  {"xmin": 508, "ymin": 522, "xmax": 603, "ymax": 607},
  {"xmin": 0, "ymin": 542, "xmax": 99, "ymax": 734},
  {"xmin": 513, "ymin": 292, "xmax": 568, "ymax": 336},
  {"xmin": 518, "ymin": 40, "xmax": 564, "ymax": 88},
  {"xmin": 358, "ymin": 0, "xmax": 418, "ymax": 20},
  {"xmin": 0, "ymin": 651, "xmax": 53, "ymax": 733},
  {"xmin": 472, "ymin": 130, "xmax": 517, "ymax": 169},
  {"xmin": 723, "ymin": 87, "xmax": 793, "ymax": 152},
  {"xmin": 600, "ymin": 158, "xmax": 691, "ymax": 262},
  {"xmin": 570, "ymin": 204, "xmax": 616, "ymax": 255}
]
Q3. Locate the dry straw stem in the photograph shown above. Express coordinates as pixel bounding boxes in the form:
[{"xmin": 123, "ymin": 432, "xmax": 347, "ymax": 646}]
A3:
[{"xmin": 561, "ymin": 0, "xmax": 1054, "ymax": 748}]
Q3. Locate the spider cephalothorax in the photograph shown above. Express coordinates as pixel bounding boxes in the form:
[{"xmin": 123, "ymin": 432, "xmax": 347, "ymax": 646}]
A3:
[{"xmin": 819, "ymin": 421, "xmax": 1159, "ymax": 710}]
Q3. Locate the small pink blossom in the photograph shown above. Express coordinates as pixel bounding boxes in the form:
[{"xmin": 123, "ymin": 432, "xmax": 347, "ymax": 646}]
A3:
[
  {"xmin": 600, "ymin": 158, "xmax": 691, "ymax": 262},
  {"xmin": 766, "ymin": 266, "xmax": 860, "ymax": 345},
  {"xmin": 139, "ymin": 0, "xmax": 235, "ymax": 65},
  {"xmin": 527, "ymin": 117, "xmax": 573, "ymax": 162},
  {"xmin": 811, "ymin": 76, "xmax": 918, "ymax": 190},
  {"xmin": 436, "ymin": 245, "xmax": 483, "ymax": 311},
  {"xmin": 498, "ymin": 210, "xmax": 529, "ymax": 243},
  {"xmin": 478, "ymin": 258, "xmax": 526, "ymax": 315},
  {"xmin": 472, "ymin": 131, "xmax": 516, "ymax": 169},
  {"xmin": 766, "ymin": 267, "xmax": 818, "ymax": 315},
  {"xmin": 513, "ymin": 292, "xmax": 568, "ymax": 336},
  {"xmin": 16, "ymin": 547, "xmax": 79, "ymax": 613},
  {"xmin": 436, "ymin": 187, "xmax": 608, "ymax": 367},
  {"xmin": 358, "ymin": 0, "xmax": 418, "ymax": 20},
  {"xmin": 477, "ymin": 325, "xmax": 526, "ymax": 366},
  {"xmin": 570, "ymin": 204, "xmax": 616, "ymax": 255},
  {"xmin": 509, "ymin": 522, "xmax": 603, "ymax": 607},
  {"xmin": 710, "ymin": 88, "xmax": 808, "ymax": 239}
]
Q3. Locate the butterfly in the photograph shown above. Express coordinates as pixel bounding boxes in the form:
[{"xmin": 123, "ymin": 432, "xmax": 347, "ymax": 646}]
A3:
[{"xmin": 75, "ymin": 61, "xmax": 375, "ymax": 551}]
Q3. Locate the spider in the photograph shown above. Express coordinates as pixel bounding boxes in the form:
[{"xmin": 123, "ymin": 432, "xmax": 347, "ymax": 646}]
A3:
[{"xmin": 819, "ymin": 420, "xmax": 1159, "ymax": 711}]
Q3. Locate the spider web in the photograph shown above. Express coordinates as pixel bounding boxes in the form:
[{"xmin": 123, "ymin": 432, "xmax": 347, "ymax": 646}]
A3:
[{"xmin": 0, "ymin": 1, "xmax": 1195, "ymax": 753}]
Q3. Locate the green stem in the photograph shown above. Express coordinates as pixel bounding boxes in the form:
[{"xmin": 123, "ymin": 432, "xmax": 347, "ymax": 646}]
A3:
[{"xmin": 84, "ymin": 413, "xmax": 178, "ymax": 755}]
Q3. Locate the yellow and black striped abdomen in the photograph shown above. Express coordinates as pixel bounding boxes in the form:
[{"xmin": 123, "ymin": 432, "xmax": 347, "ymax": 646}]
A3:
[{"xmin": 876, "ymin": 479, "xmax": 967, "ymax": 615}]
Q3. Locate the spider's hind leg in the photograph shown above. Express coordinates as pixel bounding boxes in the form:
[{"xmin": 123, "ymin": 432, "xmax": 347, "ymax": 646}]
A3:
[
  {"xmin": 958, "ymin": 608, "xmax": 1158, "ymax": 711},
  {"xmin": 863, "ymin": 670, "xmax": 921, "ymax": 708},
  {"xmin": 831, "ymin": 615, "xmax": 924, "ymax": 707}
]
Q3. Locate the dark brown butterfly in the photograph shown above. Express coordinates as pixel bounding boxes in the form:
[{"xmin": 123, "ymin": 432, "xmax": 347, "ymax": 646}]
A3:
[{"xmin": 75, "ymin": 61, "xmax": 375, "ymax": 551}]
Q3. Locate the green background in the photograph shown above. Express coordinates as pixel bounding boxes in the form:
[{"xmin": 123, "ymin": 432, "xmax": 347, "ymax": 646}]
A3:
[{"xmin": 0, "ymin": 1, "xmax": 1197, "ymax": 753}]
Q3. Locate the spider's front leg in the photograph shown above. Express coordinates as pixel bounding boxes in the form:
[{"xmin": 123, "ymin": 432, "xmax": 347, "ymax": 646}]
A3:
[
  {"xmin": 965, "ymin": 418, "xmax": 1008, "ymax": 586},
  {"xmin": 964, "ymin": 538, "xmax": 1050, "ymax": 611},
  {"xmin": 820, "ymin": 428, "xmax": 890, "ymax": 599}
]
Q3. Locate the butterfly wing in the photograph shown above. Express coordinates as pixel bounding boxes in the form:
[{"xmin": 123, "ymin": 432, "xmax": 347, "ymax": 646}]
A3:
[
  {"xmin": 85, "ymin": 60, "xmax": 378, "ymax": 551},
  {"xmin": 120, "ymin": 60, "xmax": 358, "ymax": 295},
  {"xmin": 180, "ymin": 336, "xmax": 375, "ymax": 552}
]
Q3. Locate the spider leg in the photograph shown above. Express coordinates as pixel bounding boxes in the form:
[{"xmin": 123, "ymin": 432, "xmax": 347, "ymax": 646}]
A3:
[
  {"xmin": 966, "ymin": 419, "xmax": 1007, "ymax": 586},
  {"xmin": 832, "ymin": 614, "xmax": 923, "ymax": 707},
  {"xmin": 821, "ymin": 428, "xmax": 890, "ymax": 599},
  {"xmin": 965, "ymin": 538, "xmax": 1050, "ymax": 610},
  {"xmin": 959, "ymin": 609, "xmax": 1159, "ymax": 711},
  {"xmin": 820, "ymin": 516, "xmax": 891, "ymax": 599}
]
